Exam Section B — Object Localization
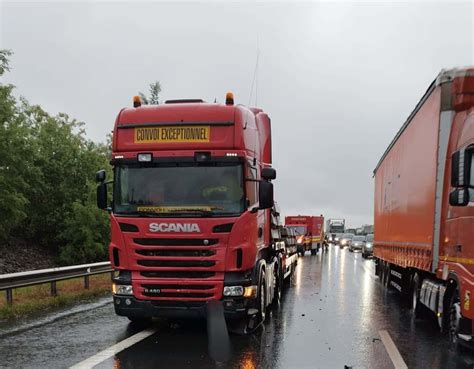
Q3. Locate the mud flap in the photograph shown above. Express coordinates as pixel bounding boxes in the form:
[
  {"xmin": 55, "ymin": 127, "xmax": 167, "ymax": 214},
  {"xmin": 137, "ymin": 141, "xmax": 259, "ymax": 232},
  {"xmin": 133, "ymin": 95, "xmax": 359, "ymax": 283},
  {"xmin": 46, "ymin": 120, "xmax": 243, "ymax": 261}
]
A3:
[{"xmin": 206, "ymin": 301, "xmax": 231, "ymax": 362}]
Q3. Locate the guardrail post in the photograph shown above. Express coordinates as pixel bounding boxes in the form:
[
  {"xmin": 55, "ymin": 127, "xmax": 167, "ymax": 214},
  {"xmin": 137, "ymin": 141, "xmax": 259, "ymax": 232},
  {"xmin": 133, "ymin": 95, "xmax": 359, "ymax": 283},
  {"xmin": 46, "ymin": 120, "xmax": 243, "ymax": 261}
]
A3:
[
  {"xmin": 51, "ymin": 281, "xmax": 57, "ymax": 297},
  {"xmin": 6, "ymin": 288, "xmax": 13, "ymax": 305},
  {"xmin": 84, "ymin": 275, "xmax": 90, "ymax": 290}
]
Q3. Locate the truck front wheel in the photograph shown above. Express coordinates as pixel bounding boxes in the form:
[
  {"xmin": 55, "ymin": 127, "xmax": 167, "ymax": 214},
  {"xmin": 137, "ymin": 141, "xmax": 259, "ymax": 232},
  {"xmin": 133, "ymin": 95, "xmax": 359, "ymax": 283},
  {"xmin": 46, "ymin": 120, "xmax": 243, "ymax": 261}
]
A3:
[
  {"xmin": 257, "ymin": 269, "xmax": 267, "ymax": 323},
  {"xmin": 127, "ymin": 316, "xmax": 152, "ymax": 325},
  {"xmin": 448, "ymin": 289, "xmax": 461, "ymax": 350}
]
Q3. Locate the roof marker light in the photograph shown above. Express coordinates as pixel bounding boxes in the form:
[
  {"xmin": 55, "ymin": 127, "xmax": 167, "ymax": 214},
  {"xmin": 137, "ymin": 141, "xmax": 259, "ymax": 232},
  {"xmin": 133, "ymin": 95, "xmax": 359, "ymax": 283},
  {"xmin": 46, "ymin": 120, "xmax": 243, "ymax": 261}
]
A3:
[
  {"xmin": 133, "ymin": 95, "xmax": 142, "ymax": 108},
  {"xmin": 225, "ymin": 92, "xmax": 234, "ymax": 105}
]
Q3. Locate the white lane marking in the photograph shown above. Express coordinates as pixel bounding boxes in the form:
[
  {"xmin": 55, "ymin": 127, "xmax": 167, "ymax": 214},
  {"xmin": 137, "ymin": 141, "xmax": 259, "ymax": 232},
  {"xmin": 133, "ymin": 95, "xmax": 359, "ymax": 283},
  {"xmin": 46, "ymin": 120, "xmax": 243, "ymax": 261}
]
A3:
[
  {"xmin": 69, "ymin": 328, "xmax": 156, "ymax": 369},
  {"xmin": 379, "ymin": 330, "xmax": 408, "ymax": 369}
]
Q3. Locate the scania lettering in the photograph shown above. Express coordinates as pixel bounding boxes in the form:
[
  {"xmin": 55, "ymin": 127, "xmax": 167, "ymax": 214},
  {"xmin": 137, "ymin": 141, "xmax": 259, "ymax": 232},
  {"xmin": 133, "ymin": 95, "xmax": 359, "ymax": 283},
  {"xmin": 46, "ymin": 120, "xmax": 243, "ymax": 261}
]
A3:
[
  {"xmin": 97, "ymin": 93, "xmax": 298, "ymax": 333},
  {"xmin": 148, "ymin": 223, "xmax": 201, "ymax": 233}
]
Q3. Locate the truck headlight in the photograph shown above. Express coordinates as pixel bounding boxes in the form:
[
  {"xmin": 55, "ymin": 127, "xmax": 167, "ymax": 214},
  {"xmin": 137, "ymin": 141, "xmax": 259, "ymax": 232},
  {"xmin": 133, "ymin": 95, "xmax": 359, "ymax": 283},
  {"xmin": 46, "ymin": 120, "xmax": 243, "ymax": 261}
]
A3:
[
  {"xmin": 223, "ymin": 286, "xmax": 244, "ymax": 297},
  {"xmin": 112, "ymin": 283, "xmax": 134, "ymax": 296}
]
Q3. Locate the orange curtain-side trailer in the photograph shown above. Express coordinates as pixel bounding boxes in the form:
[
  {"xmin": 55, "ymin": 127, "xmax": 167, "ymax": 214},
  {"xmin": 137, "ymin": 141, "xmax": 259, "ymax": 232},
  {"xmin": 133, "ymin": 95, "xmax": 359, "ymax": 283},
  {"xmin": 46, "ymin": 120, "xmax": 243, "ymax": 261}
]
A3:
[{"xmin": 373, "ymin": 67, "xmax": 474, "ymax": 349}]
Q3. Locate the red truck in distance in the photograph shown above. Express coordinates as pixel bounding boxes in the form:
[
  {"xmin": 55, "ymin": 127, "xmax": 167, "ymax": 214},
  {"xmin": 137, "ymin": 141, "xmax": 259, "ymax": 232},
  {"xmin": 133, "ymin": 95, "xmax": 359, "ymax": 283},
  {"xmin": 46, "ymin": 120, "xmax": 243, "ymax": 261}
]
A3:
[
  {"xmin": 96, "ymin": 93, "xmax": 297, "ymax": 333},
  {"xmin": 374, "ymin": 67, "xmax": 474, "ymax": 349},
  {"xmin": 285, "ymin": 215, "xmax": 324, "ymax": 256}
]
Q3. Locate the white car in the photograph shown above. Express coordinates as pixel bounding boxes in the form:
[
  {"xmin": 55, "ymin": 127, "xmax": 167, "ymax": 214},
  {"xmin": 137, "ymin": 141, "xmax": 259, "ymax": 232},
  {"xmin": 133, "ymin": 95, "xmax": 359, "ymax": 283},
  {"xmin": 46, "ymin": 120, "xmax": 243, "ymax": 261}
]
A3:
[
  {"xmin": 349, "ymin": 235, "xmax": 366, "ymax": 252},
  {"xmin": 362, "ymin": 234, "xmax": 374, "ymax": 258}
]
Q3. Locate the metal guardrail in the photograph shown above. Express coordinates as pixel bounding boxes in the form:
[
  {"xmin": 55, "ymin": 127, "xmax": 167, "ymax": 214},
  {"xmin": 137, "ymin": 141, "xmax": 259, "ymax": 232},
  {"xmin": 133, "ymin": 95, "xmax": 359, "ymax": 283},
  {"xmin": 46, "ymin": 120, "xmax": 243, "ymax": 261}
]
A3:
[{"xmin": 0, "ymin": 261, "xmax": 113, "ymax": 305}]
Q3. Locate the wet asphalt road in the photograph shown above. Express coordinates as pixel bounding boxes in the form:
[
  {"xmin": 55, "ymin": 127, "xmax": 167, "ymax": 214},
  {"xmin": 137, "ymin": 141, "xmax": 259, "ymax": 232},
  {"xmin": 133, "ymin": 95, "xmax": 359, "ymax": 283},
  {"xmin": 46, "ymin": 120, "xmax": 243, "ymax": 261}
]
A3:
[{"xmin": 2, "ymin": 246, "xmax": 474, "ymax": 369}]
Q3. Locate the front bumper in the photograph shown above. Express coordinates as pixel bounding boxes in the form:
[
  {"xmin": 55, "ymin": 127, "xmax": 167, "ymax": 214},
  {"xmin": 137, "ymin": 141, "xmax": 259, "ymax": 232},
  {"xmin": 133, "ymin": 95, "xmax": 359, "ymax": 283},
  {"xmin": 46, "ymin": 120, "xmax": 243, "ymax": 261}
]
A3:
[{"xmin": 113, "ymin": 295, "xmax": 253, "ymax": 320}]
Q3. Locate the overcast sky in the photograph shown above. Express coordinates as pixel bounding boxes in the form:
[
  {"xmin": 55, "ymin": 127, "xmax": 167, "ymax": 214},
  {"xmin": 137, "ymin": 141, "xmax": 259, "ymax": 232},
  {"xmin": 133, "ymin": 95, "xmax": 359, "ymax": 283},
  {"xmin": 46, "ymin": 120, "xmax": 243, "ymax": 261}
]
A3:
[{"xmin": 1, "ymin": 1, "xmax": 473, "ymax": 227}]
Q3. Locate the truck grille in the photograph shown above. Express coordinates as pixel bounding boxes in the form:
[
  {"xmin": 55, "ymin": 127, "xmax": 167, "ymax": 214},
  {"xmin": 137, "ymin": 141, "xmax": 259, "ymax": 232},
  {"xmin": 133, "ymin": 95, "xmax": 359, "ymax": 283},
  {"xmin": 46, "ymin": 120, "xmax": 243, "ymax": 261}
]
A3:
[
  {"xmin": 134, "ymin": 238, "xmax": 218, "ymax": 246},
  {"xmin": 142, "ymin": 284, "xmax": 215, "ymax": 298},
  {"xmin": 136, "ymin": 249, "xmax": 216, "ymax": 257},
  {"xmin": 137, "ymin": 260, "xmax": 216, "ymax": 268},
  {"xmin": 140, "ymin": 271, "xmax": 216, "ymax": 279},
  {"xmin": 132, "ymin": 236, "xmax": 225, "ymax": 300}
]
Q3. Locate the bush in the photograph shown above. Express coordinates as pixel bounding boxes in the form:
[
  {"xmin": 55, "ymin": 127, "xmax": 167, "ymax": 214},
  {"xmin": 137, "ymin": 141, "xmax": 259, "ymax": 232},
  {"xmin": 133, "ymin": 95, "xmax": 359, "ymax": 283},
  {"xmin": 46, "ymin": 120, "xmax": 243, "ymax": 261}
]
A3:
[{"xmin": 0, "ymin": 49, "xmax": 111, "ymax": 265}]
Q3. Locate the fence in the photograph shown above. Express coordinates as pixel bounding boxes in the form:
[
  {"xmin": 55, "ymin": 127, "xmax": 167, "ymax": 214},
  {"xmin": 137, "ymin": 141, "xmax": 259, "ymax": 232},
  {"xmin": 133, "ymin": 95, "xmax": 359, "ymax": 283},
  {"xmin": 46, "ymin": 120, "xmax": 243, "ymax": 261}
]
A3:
[{"xmin": 0, "ymin": 262, "xmax": 113, "ymax": 305}]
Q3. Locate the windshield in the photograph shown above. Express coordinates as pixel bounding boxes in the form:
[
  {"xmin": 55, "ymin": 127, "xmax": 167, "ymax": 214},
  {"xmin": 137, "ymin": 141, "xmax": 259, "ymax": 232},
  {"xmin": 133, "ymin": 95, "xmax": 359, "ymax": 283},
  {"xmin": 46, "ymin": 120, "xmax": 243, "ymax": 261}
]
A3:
[
  {"xmin": 366, "ymin": 234, "xmax": 374, "ymax": 242},
  {"xmin": 289, "ymin": 226, "xmax": 307, "ymax": 235},
  {"xmin": 353, "ymin": 236, "xmax": 366, "ymax": 241},
  {"xmin": 342, "ymin": 234, "xmax": 354, "ymax": 239},
  {"xmin": 114, "ymin": 163, "xmax": 245, "ymax": 217}
]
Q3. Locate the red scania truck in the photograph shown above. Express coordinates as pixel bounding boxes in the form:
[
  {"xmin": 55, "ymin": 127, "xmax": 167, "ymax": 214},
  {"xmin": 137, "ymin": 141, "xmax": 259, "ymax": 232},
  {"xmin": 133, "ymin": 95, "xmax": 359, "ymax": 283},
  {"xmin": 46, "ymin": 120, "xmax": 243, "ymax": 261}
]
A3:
[
  {"xmin": 374, "ymin": 67, "xmax": 474, "ymax": 349},
  {"xmin": 285, "ymin": 215, "xmax": 324, "ymax": 256},
  {"xmin": 96, "ymin": 93, "xmax": 297, "ymax": 332}
]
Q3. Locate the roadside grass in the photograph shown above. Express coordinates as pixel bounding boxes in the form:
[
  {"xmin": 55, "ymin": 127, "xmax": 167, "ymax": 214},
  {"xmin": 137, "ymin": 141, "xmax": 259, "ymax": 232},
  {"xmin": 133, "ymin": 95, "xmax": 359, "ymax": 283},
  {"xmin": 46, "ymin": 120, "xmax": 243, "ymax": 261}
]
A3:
[{"xmin": 0, "ymin": 273, "xmax": 112, "ymax": 320}]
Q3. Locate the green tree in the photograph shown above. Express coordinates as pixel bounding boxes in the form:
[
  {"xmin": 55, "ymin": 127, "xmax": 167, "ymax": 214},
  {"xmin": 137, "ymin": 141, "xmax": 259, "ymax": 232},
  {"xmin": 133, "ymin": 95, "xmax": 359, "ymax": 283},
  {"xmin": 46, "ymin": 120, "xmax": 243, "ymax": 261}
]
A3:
[
  {"xmin": 0, "ymin": 50, "xmax": 111, "ymax": 264},
  {"xmin": 139, "ymin": 81, "xmax": 162, "ymax": 105},
  {"xmin": 0, "ymin": 50, "xmax": 35, "ymax": 240}
]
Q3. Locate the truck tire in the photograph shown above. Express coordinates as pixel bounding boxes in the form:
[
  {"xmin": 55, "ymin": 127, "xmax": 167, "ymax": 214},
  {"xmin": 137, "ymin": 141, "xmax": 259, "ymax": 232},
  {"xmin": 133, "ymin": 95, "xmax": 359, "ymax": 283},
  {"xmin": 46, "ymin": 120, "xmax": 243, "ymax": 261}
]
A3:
[
  {"xmin": 257, "ymin": 268, "xmax": 267, "ymax": 323},
  {"xmin": 411, "ymin": 273, "xmax": 426, "ymax": 318},
  {"xmin": 271, "ymin": 262, "xmax": 283, "ymax": 307},
  {"xmin": 127, "ymin": 316, "xmax": 152, "ymax": 325},
  {"xmin": 448, "ymin": 289, "xmax": 461, "ymax": 350},
  {"xmin": 384, "ymin": 263, "xmax": 391, "ymax": 288},
  {"xmin": 311, "ymin": 249, "xmax": 317, "ymax": 256}
]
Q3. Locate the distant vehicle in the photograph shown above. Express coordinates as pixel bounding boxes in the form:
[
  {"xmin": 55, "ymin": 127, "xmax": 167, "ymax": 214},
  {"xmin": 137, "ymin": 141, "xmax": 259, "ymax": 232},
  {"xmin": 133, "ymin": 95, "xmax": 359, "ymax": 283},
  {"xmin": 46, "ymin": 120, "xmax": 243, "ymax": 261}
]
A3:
[
  {"xmin": 326, "ymin": 219, "xmax": 345, "ymax": 242},
  {"xmin": 346, "ymin": 228, "xmax": 357, "ymax": 235},
  {"xmin": 333, "ymin": 233, "xmax": 344, "ymax": 244},
  {"xmin": 362, "ymin": 224, "xmax": 374, "ymax": 235},
  {"xmin": 339, "ymin": 233, "xmax": 354, "ymax": 248},
  {"xmin": 285, "ymin": 215, "xmax": 325, "ymax": 256},
  {"xmin": 362, "ymin": 234, "xmax": 374, "ymax": 258},
  {"xmin": 349, "ymin": 235, "xmax": 366, "ymax": 252}
]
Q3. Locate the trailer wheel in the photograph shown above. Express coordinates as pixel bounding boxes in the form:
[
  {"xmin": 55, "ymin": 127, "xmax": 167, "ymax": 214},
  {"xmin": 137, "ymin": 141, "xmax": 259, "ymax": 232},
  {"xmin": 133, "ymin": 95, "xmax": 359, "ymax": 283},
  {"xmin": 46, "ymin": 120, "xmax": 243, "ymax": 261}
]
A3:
[
  {"xmin": 383, "ymin": 263, "xmax": 391, "ymax": 288},
  {"xmin": 411, "ymin": 273, "xmax": 426, "ymax": 318},
  {"xmin": 448, "ymin": 288, "xmax": 461, "ymax": 350}
]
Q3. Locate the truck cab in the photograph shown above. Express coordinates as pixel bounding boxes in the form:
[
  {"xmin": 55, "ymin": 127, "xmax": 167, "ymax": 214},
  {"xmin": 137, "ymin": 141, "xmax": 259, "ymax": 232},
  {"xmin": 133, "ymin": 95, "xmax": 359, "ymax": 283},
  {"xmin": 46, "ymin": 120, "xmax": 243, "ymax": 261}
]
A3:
[{"xmin": 96, "ymin": 94, "xmax": 293, "ymax": 332}]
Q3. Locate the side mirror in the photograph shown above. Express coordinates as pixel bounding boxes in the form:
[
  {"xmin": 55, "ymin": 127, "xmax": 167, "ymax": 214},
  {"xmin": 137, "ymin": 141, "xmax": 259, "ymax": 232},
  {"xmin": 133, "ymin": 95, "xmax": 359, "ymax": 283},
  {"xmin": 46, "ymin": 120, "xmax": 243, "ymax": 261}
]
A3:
[
  {"xmin": 452, "ymin": 149, "xmax": 474, "ymax": 188},
  {"xmin": 261, "ymin": 167, "xmax": 276, "ymax": 180},
  {"xmin": 449, "ymin": 189, "xmax": 469, "ymax": 207},
  {"xmin": 258, "ymin": 180, "xmax": 274, "ymax": 209},
  {"xmin": 96, "ymin": 169, "xmax": 106, "ymax": 183},
  {"xmin": 97, "ymin": 183, "xmax": 108, "ymax": 210}
]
